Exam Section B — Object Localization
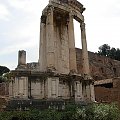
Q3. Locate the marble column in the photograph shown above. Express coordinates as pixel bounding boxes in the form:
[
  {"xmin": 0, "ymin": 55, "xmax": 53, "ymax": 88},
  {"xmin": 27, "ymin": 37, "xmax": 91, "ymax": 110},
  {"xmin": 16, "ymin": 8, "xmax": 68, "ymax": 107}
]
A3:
[
  {"xmin": 46, "ymin": 7, "xmax": 55, "ymax": 70},
  {"xmin": 68, "ymin": 14, "xmax": 77, "ymax": 73},
  {"xmin": 39, "ymin": 15, "xmax": 46, "ymax": 71},
  {"xmin": 80, "ymin": 22, "xmax": 90, "ymax": 76}
]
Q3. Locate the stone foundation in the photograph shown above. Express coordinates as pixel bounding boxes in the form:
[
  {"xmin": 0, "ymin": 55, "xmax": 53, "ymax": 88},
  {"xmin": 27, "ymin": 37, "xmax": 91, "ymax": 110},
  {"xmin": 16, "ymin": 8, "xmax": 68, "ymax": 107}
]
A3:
[{"xmin": 9, "ymin": 71, "xmax": 94, "ymax": 103}]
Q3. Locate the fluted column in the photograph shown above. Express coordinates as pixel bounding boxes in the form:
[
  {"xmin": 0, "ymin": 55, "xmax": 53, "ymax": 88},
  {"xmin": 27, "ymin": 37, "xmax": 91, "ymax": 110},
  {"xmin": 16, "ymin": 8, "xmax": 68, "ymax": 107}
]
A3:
[
  {"xmin": 80, "ymin": 21, "xmax": 90, "ymax": 76},
  {"xmin": 46, "ymin": 6, "xmax": 55, "ymax": 70},
  {"xmin": 68, "ymin": 14, "xmax": 77, "ymax": 73}
]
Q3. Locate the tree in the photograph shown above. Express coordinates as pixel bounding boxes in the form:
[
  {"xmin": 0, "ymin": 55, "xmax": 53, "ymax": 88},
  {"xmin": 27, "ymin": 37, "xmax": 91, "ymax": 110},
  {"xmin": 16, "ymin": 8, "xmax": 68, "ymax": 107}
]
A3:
[
  {"xmin": 98, "ymin": 44, "xmax": 110, "ymax": 56},
  {"xmin": 98, "ymin": 44, "xmax": 120, "ymax": 61},
  {"xmin": 109, "ymin": 47, "xmax": 116, "ymax": 59},
  {"xmin": 0, "ymin": 66, "xmax": 10, "ymax": 83},
  {"xmin": 0, "ymin": 66, "xmax": 10, "ymax": 76},
  {"xmin": 115, "ymin": 48, "xmax": 120, "ymax": 61}
]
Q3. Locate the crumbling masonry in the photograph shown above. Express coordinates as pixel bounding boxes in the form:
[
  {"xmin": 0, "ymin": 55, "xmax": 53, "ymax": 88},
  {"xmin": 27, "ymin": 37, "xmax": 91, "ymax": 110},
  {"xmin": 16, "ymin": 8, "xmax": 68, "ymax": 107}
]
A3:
[{"xmin": 9, "ymin": 0, "xmax": 95, "ymax": 108}]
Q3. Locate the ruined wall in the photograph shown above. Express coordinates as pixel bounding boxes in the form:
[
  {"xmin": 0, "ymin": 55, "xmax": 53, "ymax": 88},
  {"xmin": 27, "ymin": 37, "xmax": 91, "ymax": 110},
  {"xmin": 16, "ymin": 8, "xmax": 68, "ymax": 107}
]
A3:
[
  {"xmin": 0, "ymin": 83, "xmax": 9, "ymax": 96},
  {"xmin": 95, "ymin": 86, "xmax": 120, "ymax": 104},
  {"xmin": 76, "ymin": 48, "xmax": 120, "ymax": 104},
  {"xmin": 94, "ymin": 78, "xmax": 120, "ymax": 105},
  {"xmin": 0, "ymin": 83, "xmax": 9, "ymax": 111},
  {"xmin": 76, "ymin": 48, "xmax": 120, "ymax": 80},
  {"xmin": 28, "ymin": 77, "xmax": 70, "ymax": 100}
]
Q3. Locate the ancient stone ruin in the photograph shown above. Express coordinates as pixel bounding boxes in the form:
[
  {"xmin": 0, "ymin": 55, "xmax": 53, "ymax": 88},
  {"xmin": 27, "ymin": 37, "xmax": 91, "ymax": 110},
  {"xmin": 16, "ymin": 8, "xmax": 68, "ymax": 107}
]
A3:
[{"xmin": 8, "ymin": 0, "xmax": 95, "ymax": 109}]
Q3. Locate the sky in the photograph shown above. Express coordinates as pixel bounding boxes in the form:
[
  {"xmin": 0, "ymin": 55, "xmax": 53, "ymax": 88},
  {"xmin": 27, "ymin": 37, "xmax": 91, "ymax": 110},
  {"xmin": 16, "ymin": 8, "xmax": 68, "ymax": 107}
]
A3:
[{"xmin": 0, "ymin": 0, "xmax": 120, "ymax": 70}]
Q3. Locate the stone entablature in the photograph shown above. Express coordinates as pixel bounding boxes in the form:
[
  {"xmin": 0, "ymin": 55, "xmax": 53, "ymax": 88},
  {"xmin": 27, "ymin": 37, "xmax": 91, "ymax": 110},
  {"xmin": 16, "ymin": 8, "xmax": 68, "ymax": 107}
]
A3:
[
  {"xmin": 50, "ymin": 0, "xmax": 85, "ymax": 13},
  {"xmin": 48, "ymin": 0, "xmax": 84, "ymax": 22}
]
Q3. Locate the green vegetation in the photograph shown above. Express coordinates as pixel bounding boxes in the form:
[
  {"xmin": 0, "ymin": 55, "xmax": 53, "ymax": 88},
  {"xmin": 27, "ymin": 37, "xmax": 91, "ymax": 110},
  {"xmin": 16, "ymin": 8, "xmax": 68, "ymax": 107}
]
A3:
[
  {"xmin": 0, "ymin": 103, "xmax": 120, "ymax": 120},
  {"xmin": 0, "ymin": 66, "xmax": 10, "ymax": 83},
  {"xmin": 98, "ymin": 44, "xmax": 120, "ymax": 61}
]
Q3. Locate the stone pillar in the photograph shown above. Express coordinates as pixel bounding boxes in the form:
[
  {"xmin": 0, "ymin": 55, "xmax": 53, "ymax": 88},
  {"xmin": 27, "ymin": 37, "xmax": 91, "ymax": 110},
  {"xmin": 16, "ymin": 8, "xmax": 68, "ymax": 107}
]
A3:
[
  {"xmin": 75, "ymin": 81, "xmax": 83, "ymax": 101},
  {"xmin": 9, "ymin": 81, "xmax": 13, "ymax": 97},
  {"xmin": 18, "ymin": 50, "xmax": 26, "ymax": 67},
  {"xmin": 14, "ymin": 77, "xmax": 28, "ymax": 99},
  {"xmin": 16, "ymin": 77, "xmax": 19, "ymax": 97},
  {"xmin": 23, "ymin": 77, "xmax": 28, "ymax": 99},
  {"xmin": 80, "ymin": 21, "xmax": 95, "ymax": 102},
  {"xmin": 90, "ymin": 83, "xmax": 95, "ymax": 101},
  {"xmin": 80, "ymin": 22, "xmax": 90, "ymax": 76},
  {"xmin": 82, "ymin": 84, "xmax": 87, "ymax": 101},
  {"xmin": 86, "ymin": 84, "xmax": 91, "ymax": 101},
  {"xmin": 47, "ymin": 78, "xmax": 52, "ymax": 98},
  {"xmin": 79, "ymin": 82, "xmax": 83, "ymax": 101},
  {"xmin": 18, "ymin": 78, "xmax": 24, "ymax": 95},
  {"xmin": 39, "ymin": 15, "xmax": 46, "ymax": 71},
  {"xmin": 46, "ymin": 7, "xmax": 55, "ymax": 71},
  {"xmin": 68, "ymin": 14, "xmax": 77, "ymax": 73},
  {"xmin": 47, "ymin": 77, "xmax": 59, "ymax": 99}
]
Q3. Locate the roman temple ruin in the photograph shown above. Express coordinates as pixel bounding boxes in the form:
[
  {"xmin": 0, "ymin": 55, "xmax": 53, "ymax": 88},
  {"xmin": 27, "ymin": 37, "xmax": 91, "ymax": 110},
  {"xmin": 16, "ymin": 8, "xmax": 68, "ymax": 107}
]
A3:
[{"xmin": 8, "ymin": 0, "xmax": 95, "ymax": 108}]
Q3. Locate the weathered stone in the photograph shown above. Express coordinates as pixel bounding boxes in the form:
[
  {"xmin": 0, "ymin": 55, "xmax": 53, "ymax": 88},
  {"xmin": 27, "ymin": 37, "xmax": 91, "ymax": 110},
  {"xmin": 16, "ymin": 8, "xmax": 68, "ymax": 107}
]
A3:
[
  {"xmin": 17, "ymin": 50, "xmax": 26, "ymax": 69},
  {"xmin": 76, "ymin": 48, "xmax": 120, "ymax": 80},
  {"xmin": 8, "ymin": 0, "xmax": 95, "ymax": 108}
]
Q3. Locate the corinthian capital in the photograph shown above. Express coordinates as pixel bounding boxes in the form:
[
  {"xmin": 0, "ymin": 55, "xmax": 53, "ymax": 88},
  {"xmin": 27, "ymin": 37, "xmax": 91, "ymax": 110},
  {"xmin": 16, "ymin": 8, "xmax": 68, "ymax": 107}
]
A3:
[
  {"xmin": 80, "ymin": 22, "xmax": 85, "ymax": 30},
  {"xmin": 47, "ymin": 6, "xmax": 54, "ymax": 15}
]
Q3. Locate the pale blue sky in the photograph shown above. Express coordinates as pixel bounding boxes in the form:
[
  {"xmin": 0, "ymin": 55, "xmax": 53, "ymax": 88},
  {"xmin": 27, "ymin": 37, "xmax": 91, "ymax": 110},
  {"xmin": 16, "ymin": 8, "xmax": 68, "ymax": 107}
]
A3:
[{"xmin": 0, "ymin": 0, "xmax": 120, "ymax": 70}]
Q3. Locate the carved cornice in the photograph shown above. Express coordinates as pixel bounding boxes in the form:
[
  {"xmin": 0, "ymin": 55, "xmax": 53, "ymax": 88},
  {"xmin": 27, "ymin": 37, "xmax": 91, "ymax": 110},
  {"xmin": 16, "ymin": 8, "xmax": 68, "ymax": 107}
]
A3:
[
  {"xmin": 50, "ymin": 0, "xmax": 85, "ymax": 13},
  {"xmin": 68, "ymin": 0, "xmax": 85, "ymax": 13}
]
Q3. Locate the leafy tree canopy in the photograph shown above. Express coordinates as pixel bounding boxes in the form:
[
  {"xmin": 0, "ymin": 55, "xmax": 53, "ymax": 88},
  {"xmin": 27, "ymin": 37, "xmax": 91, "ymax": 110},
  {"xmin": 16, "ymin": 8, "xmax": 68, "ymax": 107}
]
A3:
[
  {"xmin": 0, "ymin": 66, "xmax": 10, "ymax": 76},
  {"xmin": 0, "ymin": 66, "xmax": 10, "ymax": 83},
  {"xmin": 98, "ymin": 44, "xmax": 120, "ymax": 61}
]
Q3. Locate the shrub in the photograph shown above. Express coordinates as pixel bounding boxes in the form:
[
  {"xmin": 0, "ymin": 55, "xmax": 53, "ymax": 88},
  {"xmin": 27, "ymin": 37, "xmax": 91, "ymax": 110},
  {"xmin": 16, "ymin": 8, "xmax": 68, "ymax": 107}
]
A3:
[{"xmin": 0, "ymin": 103, "xmax": 120, "ymax": 120}]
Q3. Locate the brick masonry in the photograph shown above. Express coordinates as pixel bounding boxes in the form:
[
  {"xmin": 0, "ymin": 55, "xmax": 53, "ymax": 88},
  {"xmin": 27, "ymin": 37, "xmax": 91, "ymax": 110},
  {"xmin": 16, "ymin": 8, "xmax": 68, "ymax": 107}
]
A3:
[{"xmin": 76, "ymin": 48, "xmax": 120, "ymax": 105}]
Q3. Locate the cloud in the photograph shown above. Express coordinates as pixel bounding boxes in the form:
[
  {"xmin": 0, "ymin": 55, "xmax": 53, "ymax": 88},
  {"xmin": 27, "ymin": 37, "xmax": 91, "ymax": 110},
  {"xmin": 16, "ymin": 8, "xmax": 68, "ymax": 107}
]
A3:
[
  {"xmin": 0, "ymin": 39, "xmax": 37, "ymax": 56},
  {"xmin": 7, "ymin": 0, "xmax": 47, "ymax": 16},
  {"xmin": 6, "ymin": 20, "xmax": 40, "ymax": 40},
  {"xmin": 1, "ymin": 0, "xmax": 120, "ymax": 70},
  {"xmin": 0, "ymin": 4, "xmax": 11, "ymax": 21},
  {"xmin": 0, "ymin": 0, "xmax": 42, "ymax": 57}
]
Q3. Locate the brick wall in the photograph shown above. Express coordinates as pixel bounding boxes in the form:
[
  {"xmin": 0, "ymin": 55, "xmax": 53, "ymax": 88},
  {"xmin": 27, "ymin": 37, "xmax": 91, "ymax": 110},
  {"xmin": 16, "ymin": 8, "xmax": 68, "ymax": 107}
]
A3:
[{"xmin": 76, "ymin": 48, "xmax": 120, "ymax": 80}]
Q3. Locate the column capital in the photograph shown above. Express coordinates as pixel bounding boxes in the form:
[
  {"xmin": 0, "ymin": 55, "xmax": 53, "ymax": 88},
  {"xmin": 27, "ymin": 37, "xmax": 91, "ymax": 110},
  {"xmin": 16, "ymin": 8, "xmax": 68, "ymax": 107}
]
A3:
[
  {"xmin": 80, "ymin": 21, "xmax": 85, "ymax": 30},
  {"xmin": 68, "ymin": 13, "xmax": 74, "ymax": 23},
  {"xmin": 47, "ymin": 6, "xmax": 54, "ymax": 15}
]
